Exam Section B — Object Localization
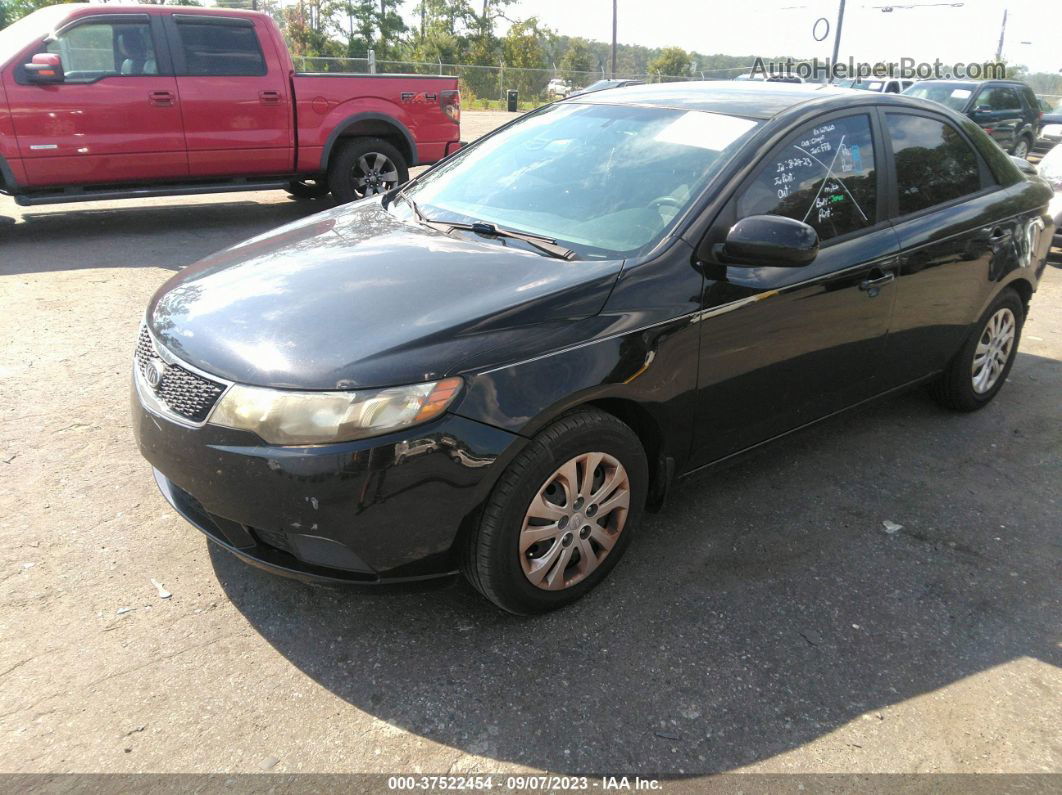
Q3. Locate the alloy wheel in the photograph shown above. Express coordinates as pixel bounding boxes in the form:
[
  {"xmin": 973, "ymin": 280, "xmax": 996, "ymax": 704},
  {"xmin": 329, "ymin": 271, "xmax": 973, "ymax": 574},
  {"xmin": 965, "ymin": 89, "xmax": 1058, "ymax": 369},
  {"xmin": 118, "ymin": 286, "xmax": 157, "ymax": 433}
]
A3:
[
  {"xmin": 972, "ymin": 307, "xmax": 1015, "ymax": 394},
  {"xmin": 519, "ymin": 452, "xmax": 631, "ymax": 591},
  {"xmin": 351, "ymin": 152, "xmax": 400, "ymax": 198},
  {"xmin": 1012, "ymin": 139, "xmax": 1030, "ymax": 159}
]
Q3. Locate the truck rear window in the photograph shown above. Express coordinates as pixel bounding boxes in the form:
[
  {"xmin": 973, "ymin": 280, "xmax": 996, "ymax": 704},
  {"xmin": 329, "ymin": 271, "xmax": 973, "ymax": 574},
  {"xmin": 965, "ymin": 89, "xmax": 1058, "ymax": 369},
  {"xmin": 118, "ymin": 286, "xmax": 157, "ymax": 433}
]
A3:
[{"xmin": 175, "ymin": 20, "xmax": 266, "ymax": 77}]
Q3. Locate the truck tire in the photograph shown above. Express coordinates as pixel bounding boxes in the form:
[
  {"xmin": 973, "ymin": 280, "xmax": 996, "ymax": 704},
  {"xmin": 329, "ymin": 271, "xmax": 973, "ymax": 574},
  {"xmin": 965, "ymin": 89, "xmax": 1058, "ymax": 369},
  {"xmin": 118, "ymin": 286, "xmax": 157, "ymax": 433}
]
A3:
[
  {"xmin": 327, "ymin": 137, "xmax": 408, "ymax": 204},
  {"xmin": 285, "ymin": 178, "xmax": 331, "ymax": 200}
]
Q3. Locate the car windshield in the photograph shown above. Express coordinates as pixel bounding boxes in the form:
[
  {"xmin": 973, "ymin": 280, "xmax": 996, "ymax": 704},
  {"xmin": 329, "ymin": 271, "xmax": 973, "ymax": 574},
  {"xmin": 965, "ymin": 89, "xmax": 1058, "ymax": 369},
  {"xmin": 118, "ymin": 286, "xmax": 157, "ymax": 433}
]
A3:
[
  {"xmin": 395, "ymin": 103, "xmax": 760, "ymax": 259},
  {"xmin": 903, "ymin": 83, "xmax": 975, "ymax": 111},
  {"xmin": 836, "ymin": 79, "xmax": 877, "ymax": 90}
]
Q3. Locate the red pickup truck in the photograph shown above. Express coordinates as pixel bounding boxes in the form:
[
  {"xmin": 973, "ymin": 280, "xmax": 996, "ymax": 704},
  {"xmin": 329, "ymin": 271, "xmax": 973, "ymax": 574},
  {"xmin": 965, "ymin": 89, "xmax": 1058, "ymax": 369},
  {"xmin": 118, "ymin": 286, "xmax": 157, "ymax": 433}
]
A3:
[{"xmin": 0, "ymin": 4, "xmax": 460, "ymax": 206}]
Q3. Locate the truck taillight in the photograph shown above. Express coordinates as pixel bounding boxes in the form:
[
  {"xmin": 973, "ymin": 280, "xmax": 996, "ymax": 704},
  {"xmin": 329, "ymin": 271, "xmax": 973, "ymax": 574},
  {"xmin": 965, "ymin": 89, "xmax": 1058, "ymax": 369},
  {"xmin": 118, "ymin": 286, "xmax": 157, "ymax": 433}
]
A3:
[{"xmin": 441, "ymin": 90, "xmax": 460, "ymax": 123}]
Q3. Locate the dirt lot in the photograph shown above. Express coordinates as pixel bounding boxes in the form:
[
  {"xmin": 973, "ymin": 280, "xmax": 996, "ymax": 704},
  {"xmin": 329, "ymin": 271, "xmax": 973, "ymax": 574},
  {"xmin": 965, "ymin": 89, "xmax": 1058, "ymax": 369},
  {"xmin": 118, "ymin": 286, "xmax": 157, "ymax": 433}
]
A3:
[{"xmin": 1, "ymin": 111, "xmax": 1060, "ymax": 777}]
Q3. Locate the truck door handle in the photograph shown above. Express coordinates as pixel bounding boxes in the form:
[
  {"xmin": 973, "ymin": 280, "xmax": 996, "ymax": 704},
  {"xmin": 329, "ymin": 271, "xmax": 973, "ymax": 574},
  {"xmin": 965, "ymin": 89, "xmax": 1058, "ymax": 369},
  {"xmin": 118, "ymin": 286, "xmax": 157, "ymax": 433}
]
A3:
[
  {"xmin": 859, "ymin": 269, "xmax": 895, "ymax": 295},
  {"xmin": 149, "ymin": 91, "xmax": 175, "ymax": 107},
  {"xmin": 259, "ymin": 90, "xmax": 281, "ymax": 104}
]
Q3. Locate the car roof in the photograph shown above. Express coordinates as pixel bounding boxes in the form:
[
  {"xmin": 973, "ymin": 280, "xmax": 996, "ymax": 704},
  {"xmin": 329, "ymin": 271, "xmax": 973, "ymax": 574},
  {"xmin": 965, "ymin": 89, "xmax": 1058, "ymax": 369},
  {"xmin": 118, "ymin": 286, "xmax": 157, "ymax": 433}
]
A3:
[{"xmin": 567, "ymin": 80, "xmax": 894, "ymax": 120}]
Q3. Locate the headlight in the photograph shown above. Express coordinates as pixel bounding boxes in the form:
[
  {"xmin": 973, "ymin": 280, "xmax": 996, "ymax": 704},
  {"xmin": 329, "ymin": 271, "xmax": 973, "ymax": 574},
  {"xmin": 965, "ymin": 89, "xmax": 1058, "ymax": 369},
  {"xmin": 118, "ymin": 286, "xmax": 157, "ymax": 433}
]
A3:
[{"xmin": 209, "ymin": 377, "xmax": 462, "ymax": 445}]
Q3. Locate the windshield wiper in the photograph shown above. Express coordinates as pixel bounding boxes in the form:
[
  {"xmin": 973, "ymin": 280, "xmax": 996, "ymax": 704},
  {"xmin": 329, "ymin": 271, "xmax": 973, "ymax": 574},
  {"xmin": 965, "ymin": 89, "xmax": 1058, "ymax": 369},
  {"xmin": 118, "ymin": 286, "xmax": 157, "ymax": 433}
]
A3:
[{"xmin": 399, "ymin": 193, "xmax": 575, "ymax": 260}]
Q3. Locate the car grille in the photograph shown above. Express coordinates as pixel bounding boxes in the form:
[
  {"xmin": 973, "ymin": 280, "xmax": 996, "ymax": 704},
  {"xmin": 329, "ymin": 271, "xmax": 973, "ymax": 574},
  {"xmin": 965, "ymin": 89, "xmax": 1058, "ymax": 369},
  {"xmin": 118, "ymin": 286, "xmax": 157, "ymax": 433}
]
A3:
[{"xmin": 135, "ymin": 325, "xmax": 225, "ymax": 423}]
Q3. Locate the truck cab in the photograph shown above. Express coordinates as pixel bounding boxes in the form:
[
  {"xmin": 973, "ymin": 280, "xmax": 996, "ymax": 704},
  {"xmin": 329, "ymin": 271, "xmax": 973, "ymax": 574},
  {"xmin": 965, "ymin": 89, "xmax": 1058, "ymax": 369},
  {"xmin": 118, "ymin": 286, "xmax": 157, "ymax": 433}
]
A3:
[{"xmin": 0, "ymin": 4, "xmax": 460, "ymax": 207}]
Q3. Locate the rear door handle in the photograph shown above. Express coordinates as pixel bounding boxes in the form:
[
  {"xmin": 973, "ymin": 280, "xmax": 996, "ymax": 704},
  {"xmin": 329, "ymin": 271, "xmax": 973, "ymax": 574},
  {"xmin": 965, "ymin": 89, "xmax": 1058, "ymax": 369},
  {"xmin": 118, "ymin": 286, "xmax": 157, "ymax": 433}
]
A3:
[
  {"xmin": 149, "ymin": 90, "xmax": 175, "ymax": 107},
  {"xmin": 259, "ymin": 90, "xmax": 281, "ymax": 104},
  {"xmin": 859, "ymin": 270, "xmax": 895, "ymax": 295}
]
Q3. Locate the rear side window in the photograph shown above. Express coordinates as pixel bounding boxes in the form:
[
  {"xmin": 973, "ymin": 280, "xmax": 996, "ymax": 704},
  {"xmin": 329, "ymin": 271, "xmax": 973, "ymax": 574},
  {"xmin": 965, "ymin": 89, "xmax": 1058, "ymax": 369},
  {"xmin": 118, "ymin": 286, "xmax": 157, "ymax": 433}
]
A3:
[
  {"xmin": 737, "ymin": 114, "xmax": 878, "ymax": 242},
  {"xmin": 175, "ymin": 20, "xmax": 266, "ymax": 76},
  {"xmin": 885, "ymin": 113, "xmax": 982, "ymax": 216},
  {"xmin": 976, "ymin": 86, "xmax": 1021, "ymax": 111}
]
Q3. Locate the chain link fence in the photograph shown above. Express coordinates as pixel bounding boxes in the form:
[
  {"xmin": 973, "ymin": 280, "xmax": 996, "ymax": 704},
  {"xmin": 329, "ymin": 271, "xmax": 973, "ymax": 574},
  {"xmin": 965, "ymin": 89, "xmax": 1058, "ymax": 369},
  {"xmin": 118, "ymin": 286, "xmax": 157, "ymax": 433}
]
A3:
[{"xmin": 291, "ymin": 56, "xmax": 750, "ymax": 110}]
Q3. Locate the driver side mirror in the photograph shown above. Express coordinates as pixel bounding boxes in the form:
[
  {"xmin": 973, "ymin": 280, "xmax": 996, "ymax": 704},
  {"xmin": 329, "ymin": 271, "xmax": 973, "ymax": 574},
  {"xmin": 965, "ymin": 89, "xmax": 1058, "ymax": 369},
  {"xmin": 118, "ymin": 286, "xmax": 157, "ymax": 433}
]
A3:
[
  {"xmin": 715, "ymin": 215, "xmax": 819, "ymax": 268},
  {"xmin": 25, "ymin": 53, "xmax": 64, "ymax": 84}
]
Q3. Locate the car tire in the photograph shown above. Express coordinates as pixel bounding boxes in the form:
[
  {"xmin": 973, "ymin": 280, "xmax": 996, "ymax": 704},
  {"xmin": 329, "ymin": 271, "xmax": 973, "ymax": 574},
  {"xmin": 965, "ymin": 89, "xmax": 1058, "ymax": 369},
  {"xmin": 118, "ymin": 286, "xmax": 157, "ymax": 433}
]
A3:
[
  {"xmin": 285, "ymin": 178, "xmax": 331, "ymax": 200},
  {"xmin": 463, "ymin": 409, "xmax": 648, "ymax": 615},
  {"xmin": 928, "ymin": 288, "xmax": 1025, "ymax": 412},
  {"xmin": 327, "ymin": 137, "xmax": 409, "ymax": 204},
  {"xmin": 1011, "ymin": 136, "xmax": 1031, "ymax": 159}
]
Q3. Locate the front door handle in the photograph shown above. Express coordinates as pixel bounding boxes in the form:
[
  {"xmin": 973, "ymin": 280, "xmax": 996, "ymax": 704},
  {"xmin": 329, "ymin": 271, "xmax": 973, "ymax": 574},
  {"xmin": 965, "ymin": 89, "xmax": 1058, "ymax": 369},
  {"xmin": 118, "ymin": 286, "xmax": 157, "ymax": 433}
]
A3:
[
  {"xmin": 859, "ymin": 270, "xmax": 895, "ymax": 296},
  {"xmin": 259, "ymin": 90, "xmax": 281, "ymax": 104},
  {"xmin": 149, "ymin": 90, "xmax": 175, "ymax": 107}
]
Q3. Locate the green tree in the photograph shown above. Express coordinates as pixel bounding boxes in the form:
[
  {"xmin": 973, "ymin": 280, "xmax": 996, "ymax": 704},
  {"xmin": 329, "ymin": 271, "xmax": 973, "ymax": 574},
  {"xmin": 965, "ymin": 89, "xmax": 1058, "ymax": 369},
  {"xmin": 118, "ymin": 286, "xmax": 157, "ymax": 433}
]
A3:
[
  {"xmin": 648, "ymin": 46, "xmax": 691, "ymax": 82},
  {"xmin": 502, "ymin": 16, "xmax": 550, "ymax": 100},
  {"xmin": 559, "ymin": 37, "xmax": 597, "ymax": 84}
]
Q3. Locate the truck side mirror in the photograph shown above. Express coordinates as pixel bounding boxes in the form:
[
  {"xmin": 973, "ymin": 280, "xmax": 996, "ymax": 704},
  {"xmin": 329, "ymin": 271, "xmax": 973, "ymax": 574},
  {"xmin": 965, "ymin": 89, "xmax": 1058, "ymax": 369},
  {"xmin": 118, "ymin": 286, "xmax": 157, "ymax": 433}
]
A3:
[{"xmin": 25, "ymin": 53, "xmax": 64, "ymax": 84}]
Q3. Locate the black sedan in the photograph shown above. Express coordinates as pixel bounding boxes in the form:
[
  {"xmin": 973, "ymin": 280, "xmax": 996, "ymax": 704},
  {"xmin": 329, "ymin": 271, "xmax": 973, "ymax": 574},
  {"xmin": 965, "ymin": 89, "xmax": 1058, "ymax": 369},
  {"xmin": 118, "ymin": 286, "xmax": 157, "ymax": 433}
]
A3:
[{"xmin": 133, "ymin": 82, "xmax": 1054, "ymax": 614}]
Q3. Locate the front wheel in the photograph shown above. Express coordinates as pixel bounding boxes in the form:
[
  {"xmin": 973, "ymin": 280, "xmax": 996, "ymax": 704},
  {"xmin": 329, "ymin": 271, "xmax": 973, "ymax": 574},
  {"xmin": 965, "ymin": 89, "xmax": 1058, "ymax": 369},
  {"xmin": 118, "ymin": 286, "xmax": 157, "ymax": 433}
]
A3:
[
  {"xmin": 327, "ymin": 137, "xmax": 408, "ymax": 204},
  {"xmin": 463, "ymin": 409, "xmax": 648, "ymax": 614},
  {"xmin": 928, "ymin": 288, "xmax": 1025, "ymax": 411}
]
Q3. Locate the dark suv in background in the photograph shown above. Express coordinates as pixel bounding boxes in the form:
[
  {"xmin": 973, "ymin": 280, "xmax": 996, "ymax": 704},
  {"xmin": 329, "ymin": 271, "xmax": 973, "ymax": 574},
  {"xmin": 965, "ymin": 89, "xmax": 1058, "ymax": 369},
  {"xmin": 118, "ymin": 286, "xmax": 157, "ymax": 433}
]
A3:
[{"xmin": 904, "ymin": 79, "xmax": 1041, "ymax": 158}]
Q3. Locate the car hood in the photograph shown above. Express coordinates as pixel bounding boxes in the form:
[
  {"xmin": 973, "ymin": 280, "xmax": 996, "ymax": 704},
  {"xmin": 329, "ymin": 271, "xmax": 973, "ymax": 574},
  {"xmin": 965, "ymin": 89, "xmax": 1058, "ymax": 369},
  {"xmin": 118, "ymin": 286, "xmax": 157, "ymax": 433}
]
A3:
[{"xmin": 148, "ymin": 199, "xmax": 623, "ymax": 390}]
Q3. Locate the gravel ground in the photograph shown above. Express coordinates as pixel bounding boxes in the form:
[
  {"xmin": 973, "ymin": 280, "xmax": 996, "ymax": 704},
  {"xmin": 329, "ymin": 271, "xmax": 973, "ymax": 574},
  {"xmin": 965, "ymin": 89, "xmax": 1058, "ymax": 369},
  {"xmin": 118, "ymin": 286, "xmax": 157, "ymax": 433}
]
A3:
[{"xmin": 0, "ymin": 111, "xmax": 1060, "ymax": 777}]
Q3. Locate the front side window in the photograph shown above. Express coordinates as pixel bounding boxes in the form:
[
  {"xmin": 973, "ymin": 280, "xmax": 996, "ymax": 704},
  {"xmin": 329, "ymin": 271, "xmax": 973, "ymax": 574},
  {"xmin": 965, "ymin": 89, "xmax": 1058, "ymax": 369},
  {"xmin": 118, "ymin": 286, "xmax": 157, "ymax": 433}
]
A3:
[
  {"xmin": 737, "ymin": 114, "xmax": 877, "ymax": 242},
  {"xmin": 886, "ymin": 113, "xmax": 982, "ymax": 216},
  {"xmin": 46, "ymin": 21, "xmax": 157, "ymax": 79},
  {"xmin": 176, "ymin": 21, "xmax": 265, "ymax": 76},
  {"xmin": 400, "ymin": 103, "xmax": 761, "ymax": 258}
]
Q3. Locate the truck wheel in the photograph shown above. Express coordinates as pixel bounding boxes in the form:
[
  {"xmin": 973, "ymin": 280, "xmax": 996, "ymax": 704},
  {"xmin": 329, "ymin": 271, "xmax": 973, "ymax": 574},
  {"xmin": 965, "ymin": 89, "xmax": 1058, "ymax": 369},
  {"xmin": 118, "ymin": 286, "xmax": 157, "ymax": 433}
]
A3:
[
  {"xmin": 462, "ymin": 409, "xmax": 648, "ymax": 615},
  {"xmin": 327, "ymin": 138, "xmax": 408, "ymax": 204},
  {"xmin": 285, "ymin": 179, "xmax": 331, "ymax": 200}
]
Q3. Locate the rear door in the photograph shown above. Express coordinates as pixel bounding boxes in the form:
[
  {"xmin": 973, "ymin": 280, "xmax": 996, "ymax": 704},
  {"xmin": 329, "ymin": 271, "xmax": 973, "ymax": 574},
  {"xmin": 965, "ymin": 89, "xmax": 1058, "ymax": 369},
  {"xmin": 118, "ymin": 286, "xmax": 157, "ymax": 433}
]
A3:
[
  {"xmin": 164, "ymin": 13, "xmax": 291, "ymax": 177},
  {"xmin": 690, "ymin": 111, "xmax": 899, "ymax": 465},
  {"xmin": 877, "ymin": 109, "xmax": 1009, "ymax": 386},
  {"xmin": 4, "ymin": 13, "xmax": 187, "ymax": 187}
]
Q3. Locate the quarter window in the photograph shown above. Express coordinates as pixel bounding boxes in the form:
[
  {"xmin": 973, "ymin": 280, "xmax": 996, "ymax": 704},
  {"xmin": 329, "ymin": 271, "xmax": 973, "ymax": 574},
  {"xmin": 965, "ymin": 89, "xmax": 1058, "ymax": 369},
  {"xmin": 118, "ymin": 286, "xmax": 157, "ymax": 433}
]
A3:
[
  {"xmin": 737, "ymin": 114, "xmax": 877, "ymax": 242},
  {"xmin": 45, "ymin": 21, "xmax": 157, "ymax": 79},
  {"xmin": 885, "ymin": 113, "xmax": 982, "ymax": 216},
  {"xmin": 175, "ymin": 21, "xmax": 266, "ymax": 76}
]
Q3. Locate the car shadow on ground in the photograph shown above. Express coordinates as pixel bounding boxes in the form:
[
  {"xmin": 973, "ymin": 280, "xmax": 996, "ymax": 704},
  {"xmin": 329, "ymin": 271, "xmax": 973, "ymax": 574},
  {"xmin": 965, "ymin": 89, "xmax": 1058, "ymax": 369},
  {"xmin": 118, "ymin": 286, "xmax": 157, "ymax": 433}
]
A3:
[
  {"xmin": 0, "ymin": 197, "xmax": 330, "ymax": 275},
  {"xmin": 210, "ymin": 354, "xmax": 1061, "ymax": 775}
]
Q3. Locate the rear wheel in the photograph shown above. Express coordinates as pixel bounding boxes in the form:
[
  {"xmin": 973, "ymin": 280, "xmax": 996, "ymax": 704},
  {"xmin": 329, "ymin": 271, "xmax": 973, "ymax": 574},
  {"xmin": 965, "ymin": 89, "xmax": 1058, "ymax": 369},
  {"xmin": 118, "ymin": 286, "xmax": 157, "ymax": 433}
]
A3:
[
  {"xmin": 327, "ymin": 137, "xmax": 408, "ymax": 204},
  {"xmin": 285, "ymin": 178, "xmax": 331, "ymax": 200},
  {"xmin": 463, "ymin": 409, "xmax": 647, "ymax": 614},
  {"xmin": 928, "ymin": 288, "xmax": 1024, "ymax": 411},
  {"xmin": 1011, "ymin": 136, "xmax": 1031, "ymax": 159}
]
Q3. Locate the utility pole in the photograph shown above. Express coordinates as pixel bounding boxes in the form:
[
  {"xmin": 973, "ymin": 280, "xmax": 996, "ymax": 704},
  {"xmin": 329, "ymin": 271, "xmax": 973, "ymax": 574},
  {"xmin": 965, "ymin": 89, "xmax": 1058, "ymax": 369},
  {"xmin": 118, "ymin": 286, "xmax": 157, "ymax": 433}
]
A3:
[
  {"xmin": 610, "ymin": 0, "xmax": 617, "ymax": 79},
  {"xmin": 995, "ymin": 8, "xmax": 1007, "ymax": 61},
  {"xmin": 829, "ymin": 0, "xmax": 846, "ymax": 83}
]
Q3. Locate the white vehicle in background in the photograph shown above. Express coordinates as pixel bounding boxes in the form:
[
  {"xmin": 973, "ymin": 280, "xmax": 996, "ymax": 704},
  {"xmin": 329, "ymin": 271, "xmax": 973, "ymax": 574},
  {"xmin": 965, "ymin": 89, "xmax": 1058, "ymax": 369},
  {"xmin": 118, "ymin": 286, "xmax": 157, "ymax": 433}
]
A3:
[
  {"xmin": 547, "ymin": 78, "xmax": 572, "ymax": 99},
  {"xmin": 836, "ymin": 77, "xmax": 916, "ymax": 94},
  {"xmin": 1037, "ymin": 143, "xmax": 1062, "ymax": 260}
]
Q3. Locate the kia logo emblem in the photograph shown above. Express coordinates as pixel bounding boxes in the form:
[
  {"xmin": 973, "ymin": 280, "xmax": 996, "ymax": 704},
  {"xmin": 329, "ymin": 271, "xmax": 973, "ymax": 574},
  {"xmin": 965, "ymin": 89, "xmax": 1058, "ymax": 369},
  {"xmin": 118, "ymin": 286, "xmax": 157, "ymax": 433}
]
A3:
[{"xmin": 146, "ymin": 360, "xmax": 166, "ymax": 390}]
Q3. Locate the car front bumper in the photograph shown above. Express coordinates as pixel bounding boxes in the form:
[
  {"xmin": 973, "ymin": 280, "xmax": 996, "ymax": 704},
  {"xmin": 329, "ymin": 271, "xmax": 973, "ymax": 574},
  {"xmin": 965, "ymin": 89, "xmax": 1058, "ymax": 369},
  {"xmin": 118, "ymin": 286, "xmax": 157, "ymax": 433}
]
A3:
[{"xmin": 132, "ymin": 381, "xmax": 524, "ymax": 584}]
